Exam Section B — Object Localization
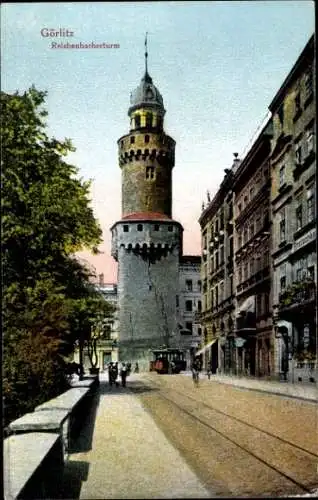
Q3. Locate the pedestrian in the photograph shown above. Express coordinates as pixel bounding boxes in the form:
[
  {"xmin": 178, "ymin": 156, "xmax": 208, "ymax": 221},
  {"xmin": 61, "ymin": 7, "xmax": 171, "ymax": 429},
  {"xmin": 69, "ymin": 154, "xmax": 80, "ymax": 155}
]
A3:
[
  {"xmin": 207, "ymin": 368, "xmax": 211, "ymax": 380},
  {"xmin": 127, "ymin": 362, "xmax": 131, "ymax": 376},
  {"xmin": 191, "ymin": 358, "xmax": 200, "ymax": 386},
  {"xmin": 134, "ymin": 362, "xmax": 139, "ymax": 373},
  {"xmin": 108, "ymin": 362, "xmax": 113, "ymax": 387},
  {"xmin": 113, "ymin": 362, "xmax": 119, "ymax": 387},
  {"xmin": 120, "ymin": 363, "xmax": 128, "ymax": 387}
]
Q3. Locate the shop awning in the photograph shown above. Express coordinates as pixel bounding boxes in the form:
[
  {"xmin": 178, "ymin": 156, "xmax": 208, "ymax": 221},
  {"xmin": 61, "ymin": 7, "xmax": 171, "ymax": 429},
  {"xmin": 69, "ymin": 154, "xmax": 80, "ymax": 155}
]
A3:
[
  {"xmin": 195, "ymin": 339, "xmax": 217, "ymax": 356},
  {"xmin": 236, "ymin": 295, "xmax": 255, "ymax": 317}
]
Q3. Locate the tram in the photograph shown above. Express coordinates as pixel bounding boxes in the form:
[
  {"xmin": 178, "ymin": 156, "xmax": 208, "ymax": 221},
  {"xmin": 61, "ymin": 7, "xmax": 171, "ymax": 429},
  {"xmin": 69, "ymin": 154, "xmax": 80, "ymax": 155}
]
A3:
[{"xmin": 150, "ymin": 348, "xmax": 186, "ymax": 374}]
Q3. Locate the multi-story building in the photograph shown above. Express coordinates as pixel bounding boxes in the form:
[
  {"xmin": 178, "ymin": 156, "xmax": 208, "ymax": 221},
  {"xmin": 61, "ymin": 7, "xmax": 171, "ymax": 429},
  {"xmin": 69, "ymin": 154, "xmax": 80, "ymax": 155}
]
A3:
[
  {"xmin": 73, "ymin": 275, "xmax": 119, "ymax": 371},
  {"xmin": 269, "ymin": 34, "xmax": 316, "ymax": 383},
  {"xmin": 177, "ymin": 255, "xmax": 202, "ymax": 368},
  {"xmin": 198, "ymin": 155, "xmax": 239, "ymax": 373},
  {"xmin": 233, "ymin": 120, "xmax": 273, "ymax": 377}
]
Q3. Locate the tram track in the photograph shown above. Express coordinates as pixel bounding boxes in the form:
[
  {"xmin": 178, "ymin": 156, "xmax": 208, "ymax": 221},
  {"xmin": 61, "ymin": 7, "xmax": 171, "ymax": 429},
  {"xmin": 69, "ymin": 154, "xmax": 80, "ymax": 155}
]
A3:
[{"xmin": 137, "ymin": 375, "xmax": 318, "ymax": 496}]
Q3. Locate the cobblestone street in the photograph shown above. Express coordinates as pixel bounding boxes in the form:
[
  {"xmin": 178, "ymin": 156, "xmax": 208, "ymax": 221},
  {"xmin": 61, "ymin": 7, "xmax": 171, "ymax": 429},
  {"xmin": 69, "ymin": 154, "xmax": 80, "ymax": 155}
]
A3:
[{"xmin": 60, "ymin": 373, "xmax": 318, "ymax": 499}]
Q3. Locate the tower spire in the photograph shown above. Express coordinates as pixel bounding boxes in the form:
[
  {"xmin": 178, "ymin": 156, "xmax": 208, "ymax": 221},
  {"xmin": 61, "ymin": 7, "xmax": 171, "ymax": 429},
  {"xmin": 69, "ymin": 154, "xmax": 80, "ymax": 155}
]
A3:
[{"xmin": 144, "ymin": 32, "xmax": 149, "ymax": 76}]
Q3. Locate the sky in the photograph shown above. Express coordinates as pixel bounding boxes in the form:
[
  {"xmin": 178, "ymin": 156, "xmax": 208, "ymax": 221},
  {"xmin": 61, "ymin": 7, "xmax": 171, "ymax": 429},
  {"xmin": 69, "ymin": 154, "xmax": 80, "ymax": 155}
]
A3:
[{"xmin": 2, "ymin": 1, "xmax": 315, "ymax": 282}]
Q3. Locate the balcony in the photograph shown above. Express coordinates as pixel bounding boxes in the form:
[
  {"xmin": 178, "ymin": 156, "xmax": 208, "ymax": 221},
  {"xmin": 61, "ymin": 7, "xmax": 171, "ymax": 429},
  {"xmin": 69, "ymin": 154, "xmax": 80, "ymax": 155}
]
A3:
[{"xmin": 279, "ymin": 280, "xmax": 316, "ymax": 313}]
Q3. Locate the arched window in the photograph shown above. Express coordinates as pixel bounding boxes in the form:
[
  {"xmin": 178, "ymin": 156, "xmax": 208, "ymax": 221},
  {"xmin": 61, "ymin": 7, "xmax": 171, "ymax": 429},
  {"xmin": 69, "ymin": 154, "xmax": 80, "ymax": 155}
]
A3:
[
  {"xmin": 145, "ymin": 135, "xmax": 150, "ymax": 143},
  {"xmin": 137, "ymin": 224, "xmax": 143, "ymax": 232},
  {"xmin": 134, "ymin": 114, "xmax": 141, "ymax": 128},
  {"xmin": 146, "ymin": 112, "xmax": 153, "ymax": 128}
]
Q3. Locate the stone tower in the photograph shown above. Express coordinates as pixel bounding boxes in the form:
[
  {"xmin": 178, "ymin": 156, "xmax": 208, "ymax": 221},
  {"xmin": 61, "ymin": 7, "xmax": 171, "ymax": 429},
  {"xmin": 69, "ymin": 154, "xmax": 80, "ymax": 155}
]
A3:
[{"xmin": 111, "ymin": 41, "xmax": 183, "ymax": 368}]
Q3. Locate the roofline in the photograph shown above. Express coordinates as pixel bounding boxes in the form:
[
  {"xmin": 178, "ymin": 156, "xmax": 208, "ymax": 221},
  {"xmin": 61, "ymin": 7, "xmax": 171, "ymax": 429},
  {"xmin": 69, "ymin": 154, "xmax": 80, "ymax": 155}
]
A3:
[
  {"xmin": 269, "ymin": 34, "xmax": 315, "ymax": 111},
  {"xmin": 110, "ymin": 218, "xmax": 184, "ymax": 231}
]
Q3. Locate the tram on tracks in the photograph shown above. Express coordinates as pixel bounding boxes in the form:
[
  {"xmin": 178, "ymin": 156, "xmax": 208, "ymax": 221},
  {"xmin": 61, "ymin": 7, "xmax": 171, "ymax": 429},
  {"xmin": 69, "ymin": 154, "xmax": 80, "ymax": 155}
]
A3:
[{"xmin": 149, "ymin": 348, "xmax": 186, "ymax": 374}]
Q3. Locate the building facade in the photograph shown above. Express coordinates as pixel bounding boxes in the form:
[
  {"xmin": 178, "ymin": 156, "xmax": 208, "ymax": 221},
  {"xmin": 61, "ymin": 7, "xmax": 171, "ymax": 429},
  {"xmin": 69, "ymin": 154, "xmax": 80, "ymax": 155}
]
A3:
[
  {"xmin": 233, "ymin": 121, "xmax": 273, "ymax": 377},
  {"xmin": 198, "ymin": 156, "xmax": 239, "ymax": 373},
  {"xmin": 73, "ymin": 276, "xmax": 119, "ymax": 371},
  {"xmin": 269, "ymin": 34, "xmax": 316, "ymax": 383},
  {"xmin": 177, "ymin": 255, "xmax": 202, "ymax": 368},
  {"xmin": 111, "ymin": 52, "xmax": 183, "ymax": 369}
]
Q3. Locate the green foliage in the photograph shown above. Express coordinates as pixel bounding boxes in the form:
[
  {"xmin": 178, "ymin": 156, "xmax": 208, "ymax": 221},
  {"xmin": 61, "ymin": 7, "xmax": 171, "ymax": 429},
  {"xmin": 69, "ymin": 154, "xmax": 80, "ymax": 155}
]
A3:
[{"xmin": 2, "ymin": 87, "xmax": 111, "ymax": 425}]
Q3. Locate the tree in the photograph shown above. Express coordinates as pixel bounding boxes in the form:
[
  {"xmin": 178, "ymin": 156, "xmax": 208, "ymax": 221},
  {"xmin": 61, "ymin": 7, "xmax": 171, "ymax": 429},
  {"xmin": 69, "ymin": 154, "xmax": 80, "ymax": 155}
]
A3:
[{"xmin": 1, "ymin": 87, "xmax": 106, "ymax": 424}]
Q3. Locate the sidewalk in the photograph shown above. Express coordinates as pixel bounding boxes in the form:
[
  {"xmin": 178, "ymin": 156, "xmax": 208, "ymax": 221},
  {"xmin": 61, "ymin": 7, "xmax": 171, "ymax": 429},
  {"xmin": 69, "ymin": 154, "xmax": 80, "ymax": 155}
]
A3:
[
  {"xmin": 62, "ymin": 373, "xmax": 212, "ymax": 499},
  {"xmin": 183, "ymin": 371, "xmax": 318, "ymax": 402}
]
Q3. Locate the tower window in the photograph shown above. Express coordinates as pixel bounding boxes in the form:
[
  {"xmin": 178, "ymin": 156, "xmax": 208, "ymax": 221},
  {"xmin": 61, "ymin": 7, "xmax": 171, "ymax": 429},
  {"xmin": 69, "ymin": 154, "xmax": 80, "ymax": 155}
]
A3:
[
  {"xmin": 137, "ymin": 224, "xmax": 143, "ymax": 232},
  {"xmin": 130, "ymin": 136, "xmax": 135, "ymax": 144},
  {"xmin": 135, "ymin": 115, "xmax": 141, "ymax": 128},
  {"xmin": 154, "ymin": 224, "xmax": 160, "ymax": 231},
  {"xmin": 168, "ymin": 225, "xmax": 173, "ymax": 232},
  {"xmin": 146, "ymin": 112, "xmax": 153, "ymax": 128},
  {"xmin": 146, "ymin": 166, "xmax": 155, "ymax": 180},
  {"xmin": 157, "ymin": 116, "xmax": 163, "ymax": 129},
  {"xmin": 123, "ymin": 225, "xmax": 129, "ymax": 232},
  {"xmin": 145, "ymin": 135, "xmax": 150, "ymax": 143}
]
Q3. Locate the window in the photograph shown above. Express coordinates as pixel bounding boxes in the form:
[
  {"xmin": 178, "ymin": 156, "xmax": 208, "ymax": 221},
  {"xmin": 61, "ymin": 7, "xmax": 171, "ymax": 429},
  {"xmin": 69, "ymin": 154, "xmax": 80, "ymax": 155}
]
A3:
[
  {"xmin": 198, "ymin": 280, "xmax": 202, "ymax": 292},
  {"xmin": 244, "ymin": 195, "xmax": 248, "ymax": 207},
  {"xmin": 295, "ymin": 142, "xmax": 302, "ymax": 164},
  {"xmin": 296, "ymin": 199, "xmax": 303, "ymax": 230},
  {"xmin": 243, "ymin": 262, "xmax": 248, "ymax": 281},
  {"xmin": 146, "ymin": 166, "xmax": 155, "ymax": 179},
  {"xmin": 137, "ymin": 224, "xmax": 143, "ymax": 232},
  {"xmin": 307, "ymin": 190, "xmax": 315, "ymax": 223},
  {"xmin": 145, "ymin": 135, "xmax": 150, "ymax": 143},
  {"xmin": 249, "ymin": 186, "xmax": 254, "ymax": 199},
  {"xmin": 135, "ymin": 114, "xmax": 141, "ymax": 127},
  {"xmin": 280, "ymin": 276, "xmax": 286, "ymax": 292},
  {"xmin": 279, "ymin": 209, "xmax": 286, "ymax": 242},
  {"xmin": 250, "ymin": 257, "xmax": 254, "ymax": 276},
  {"xmin": 294, "ymin": 91, "xmax": 301, "ymax": 115},
  {"xmin": 237, "ymin": 231, "xmax": 242, "ymax": 249},
  {"xmin": 157, "ymin": 116, "xmax": 163, "ymax": 129},
  {"xmin": 186, "ymin": 300, "xmax": 193, "ymax": 312},
  {"xmin": 215, "ymin": 219, "xmax": 219, "ymax": 233},
  {"xmin": 215, "ymin": 286, "xmax": 219, "ymax": 305},
  {"xmin": 238, "ymin": 203, "xmax": 242, "ymax": 214},
  {"xmin": 257, "ymin": 295, "xmax": 262, "ymax": 316},
  {"xmin": 220, "ymin": 245, "xmax": 224, "ymax": 264},
  {"xmin": 279, "ymin": 165, "xmax": 285, "ymax": 188},
  {"xmin": 146, "ymin": 112, "xmax": 153, "ymax": 128},
  {"xmin": 130, "ymin": 136, "xmax": 135, "ymax": 144},
  {"xmin": 154, "ymin": 224, "xmax": 159, "ymax": 231},
  {"xmin": 197, "ymin": 300, "xmax": 202, "ymax": 312},
  {"xmin": 215, "ymin": 251, "xmax": 219, "ymax": 268},
  {"xmin": 264, "ymin": 293, "xmax": 270, "ymax": 314},
  {"xmin": 185, "ymin": 322, "xmax": 193, "ymax": 334},
  {"xmin": 305, "ymin": 125, "xmax": 315, "ymax": 155},
  {"xmin": 198, "ymin": 328, "xmax": 202, "ymax": 336},
  {"xmin": 243, "ymin": 225, "xmax": 248, "ymax": 244},
  {"xmin": 249, "ymin": 222, "xmax": 255, "ymax": 239},
  {"xmin": 176, "ymin": 295, "xmax": 179, "ymax": 308},
  {"xmin": 238, "ymin": 266, "xmax": 242, "ymax": 284},
  {"xmin": 123, "ymin": 225, "xmax": 129, "ymax": 232},
  {"xmin": 304, "ymin": 69, "xmax": 313, "ymax": 101},
  {"xmin": 278, "ymin": 104, "xmax": 284, "ymax": 125},
  {"xmin": 186, "ymin": 280, "xmax": 193, "ymax": 291},
  {"xmin": 307, "ymin": 266, "xmax": 315, "ymax": 281},
  {"xmin": 168, "ymin": 225, "xmax": 173, "ymax": 232}
]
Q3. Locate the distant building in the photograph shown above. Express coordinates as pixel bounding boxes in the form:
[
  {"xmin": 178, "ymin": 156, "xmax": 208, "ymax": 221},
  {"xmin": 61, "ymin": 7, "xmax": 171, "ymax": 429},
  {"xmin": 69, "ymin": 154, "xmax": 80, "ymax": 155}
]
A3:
[
  {"xmin": 177, "ymin": 256, "xmax": 202, "ymax": 368},
  {"xmin": 269, "ymin": 34, "xmax": 316, "ymax": 383},
  {"xmin": 73, "ymin": 275, "xmax": 119, "ymax": 371}
]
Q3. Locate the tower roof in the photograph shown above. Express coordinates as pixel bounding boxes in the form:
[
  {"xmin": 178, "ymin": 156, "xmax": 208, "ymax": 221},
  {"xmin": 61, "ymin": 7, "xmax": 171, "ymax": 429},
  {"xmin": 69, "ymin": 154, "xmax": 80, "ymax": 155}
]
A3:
[{"xmin": 128, "ymin": 33, "xmax": 165, "ymax": 115}]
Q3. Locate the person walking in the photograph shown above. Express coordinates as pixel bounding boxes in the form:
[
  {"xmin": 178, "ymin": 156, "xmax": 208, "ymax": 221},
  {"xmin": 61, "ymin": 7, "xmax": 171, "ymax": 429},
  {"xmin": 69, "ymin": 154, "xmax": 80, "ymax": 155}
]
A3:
[
  {"xmin": 113, "ymin": 362, "xmax": 119, "ymax": 387},
  {"xmin": 120, "ymin": 362, "xmax": 128, "ymax": 387},
  {"xmin": 108, "ymin": 362, "xmax": 114, "ymax": 387},
  {"xmin": 191, "ymin": 358, "xmax": 200, "ymax": 387},
  {"xmin": 134, "ymin": 362, "xmax": 139, "ymax": 373}
]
